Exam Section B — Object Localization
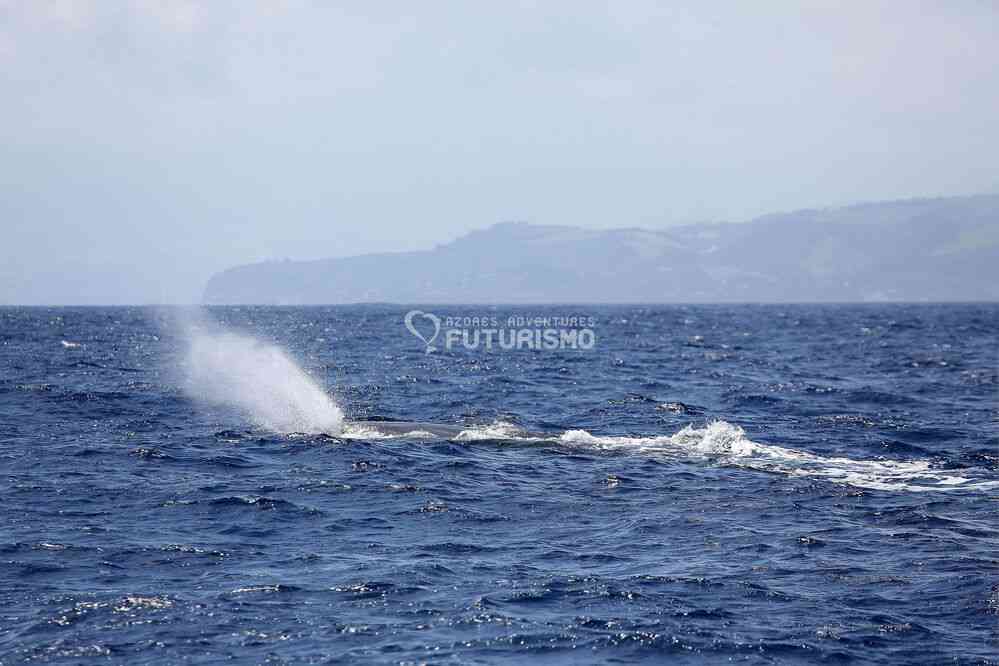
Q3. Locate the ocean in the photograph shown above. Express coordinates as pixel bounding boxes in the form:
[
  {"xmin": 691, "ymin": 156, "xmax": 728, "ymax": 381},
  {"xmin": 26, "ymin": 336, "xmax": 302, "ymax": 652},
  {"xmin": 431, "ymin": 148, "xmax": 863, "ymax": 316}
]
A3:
[{"xmin": 1, "ymin": 304, "xmax": 997, "ymax": 664}]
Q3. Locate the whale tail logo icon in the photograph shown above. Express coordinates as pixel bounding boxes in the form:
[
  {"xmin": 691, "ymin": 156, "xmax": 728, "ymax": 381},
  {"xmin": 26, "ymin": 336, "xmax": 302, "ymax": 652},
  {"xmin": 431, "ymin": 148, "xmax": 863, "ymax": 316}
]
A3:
[{"xmin": 404, "ymin": 310, "xmax": 442, "ymax": 354}]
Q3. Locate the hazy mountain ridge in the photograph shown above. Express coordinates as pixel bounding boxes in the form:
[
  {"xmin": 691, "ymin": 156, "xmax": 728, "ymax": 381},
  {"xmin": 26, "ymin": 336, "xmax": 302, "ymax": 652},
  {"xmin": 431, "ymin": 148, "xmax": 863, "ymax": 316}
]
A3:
[{"xmin": 203, "ymin": 195, "xmax": 999, "ymax": 304}]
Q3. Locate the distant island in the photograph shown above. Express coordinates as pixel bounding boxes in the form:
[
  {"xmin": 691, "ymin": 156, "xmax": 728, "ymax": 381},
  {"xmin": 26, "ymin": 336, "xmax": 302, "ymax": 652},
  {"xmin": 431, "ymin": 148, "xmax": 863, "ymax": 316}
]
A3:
[{"xmin": 204, "ymin": 194, "xmax": 999, "ymax": 304}]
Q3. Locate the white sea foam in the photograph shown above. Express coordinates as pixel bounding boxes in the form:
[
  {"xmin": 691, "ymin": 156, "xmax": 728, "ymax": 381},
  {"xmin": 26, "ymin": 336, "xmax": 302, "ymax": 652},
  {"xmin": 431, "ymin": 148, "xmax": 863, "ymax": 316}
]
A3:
[
  {"xmin": 351, "ymin": 419, "xmax": 998, "ymax": 493},
  {"xmin": 180, "ymin": 319, "xmax": 343, "ymax": 435},
  {"xmin": 554, "ymin": 421, "xmax": 995, "ymax": 492}
]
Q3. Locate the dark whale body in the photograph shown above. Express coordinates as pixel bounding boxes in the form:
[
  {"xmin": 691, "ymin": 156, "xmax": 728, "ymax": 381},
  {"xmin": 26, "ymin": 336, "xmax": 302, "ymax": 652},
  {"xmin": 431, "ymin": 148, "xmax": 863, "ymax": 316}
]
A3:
[{"xmin": 351, "ymin": 420, "xmax": 467, "ymax": 439}]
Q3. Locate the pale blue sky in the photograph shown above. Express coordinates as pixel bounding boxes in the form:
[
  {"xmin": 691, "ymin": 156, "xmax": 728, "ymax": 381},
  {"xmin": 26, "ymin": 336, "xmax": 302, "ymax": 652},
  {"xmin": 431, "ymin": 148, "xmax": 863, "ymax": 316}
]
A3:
[{"xmin": 1, "ymin": 1, "xmax": 997, "ymax": 303}]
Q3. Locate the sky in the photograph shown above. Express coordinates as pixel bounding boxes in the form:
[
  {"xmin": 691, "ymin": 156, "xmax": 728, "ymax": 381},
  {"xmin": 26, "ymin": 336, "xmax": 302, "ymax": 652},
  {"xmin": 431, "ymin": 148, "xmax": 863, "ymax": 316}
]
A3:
[{"xmin": 1, "ymin": 1, "xmax": 997, "ymax": 304}]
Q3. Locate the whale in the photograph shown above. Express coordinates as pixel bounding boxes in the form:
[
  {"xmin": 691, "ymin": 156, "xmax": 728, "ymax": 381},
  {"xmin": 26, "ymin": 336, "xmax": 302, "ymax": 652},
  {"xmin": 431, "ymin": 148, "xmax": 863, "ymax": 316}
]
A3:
[{"xmin": 347, "ymin": 420, "xmax": 468, "ymax": 439}]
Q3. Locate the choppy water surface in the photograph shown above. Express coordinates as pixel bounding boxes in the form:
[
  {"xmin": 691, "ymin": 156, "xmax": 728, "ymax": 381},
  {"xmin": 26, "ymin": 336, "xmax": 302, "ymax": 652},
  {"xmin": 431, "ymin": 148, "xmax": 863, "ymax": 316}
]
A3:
[{"xmin": 1, "ymin": 304, "xmax": 997, "ymax": 664}]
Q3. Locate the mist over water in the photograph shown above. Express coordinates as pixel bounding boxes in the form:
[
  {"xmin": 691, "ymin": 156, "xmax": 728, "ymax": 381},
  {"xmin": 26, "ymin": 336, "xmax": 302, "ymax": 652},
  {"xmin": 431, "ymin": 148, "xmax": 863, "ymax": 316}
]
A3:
[{"xmin": 177, "ymin": 313, "xmax": 343, "ymax": 434}]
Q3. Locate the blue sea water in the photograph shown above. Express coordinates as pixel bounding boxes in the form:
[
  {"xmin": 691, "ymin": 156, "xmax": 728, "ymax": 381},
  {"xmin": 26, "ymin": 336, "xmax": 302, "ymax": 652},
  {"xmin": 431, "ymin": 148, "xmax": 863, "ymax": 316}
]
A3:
[{"xmin": 0, "ymin": 304, "xmax": 997, "ymax": 664}]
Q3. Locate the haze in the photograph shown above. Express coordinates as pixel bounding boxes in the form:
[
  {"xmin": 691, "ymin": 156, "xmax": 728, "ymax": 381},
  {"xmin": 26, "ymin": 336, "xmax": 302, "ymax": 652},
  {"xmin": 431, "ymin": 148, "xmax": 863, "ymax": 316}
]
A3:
[{"xmin": 1, "ymin": 1, "xmax": 997, "ymax": 304}]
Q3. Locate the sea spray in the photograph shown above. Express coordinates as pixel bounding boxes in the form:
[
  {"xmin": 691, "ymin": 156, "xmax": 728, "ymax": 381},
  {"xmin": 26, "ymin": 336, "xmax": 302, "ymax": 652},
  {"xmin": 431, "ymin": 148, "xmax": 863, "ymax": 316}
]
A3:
[{"xmin": 174, "ymin": 311, "xmax": 343, "ymax": 434}]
